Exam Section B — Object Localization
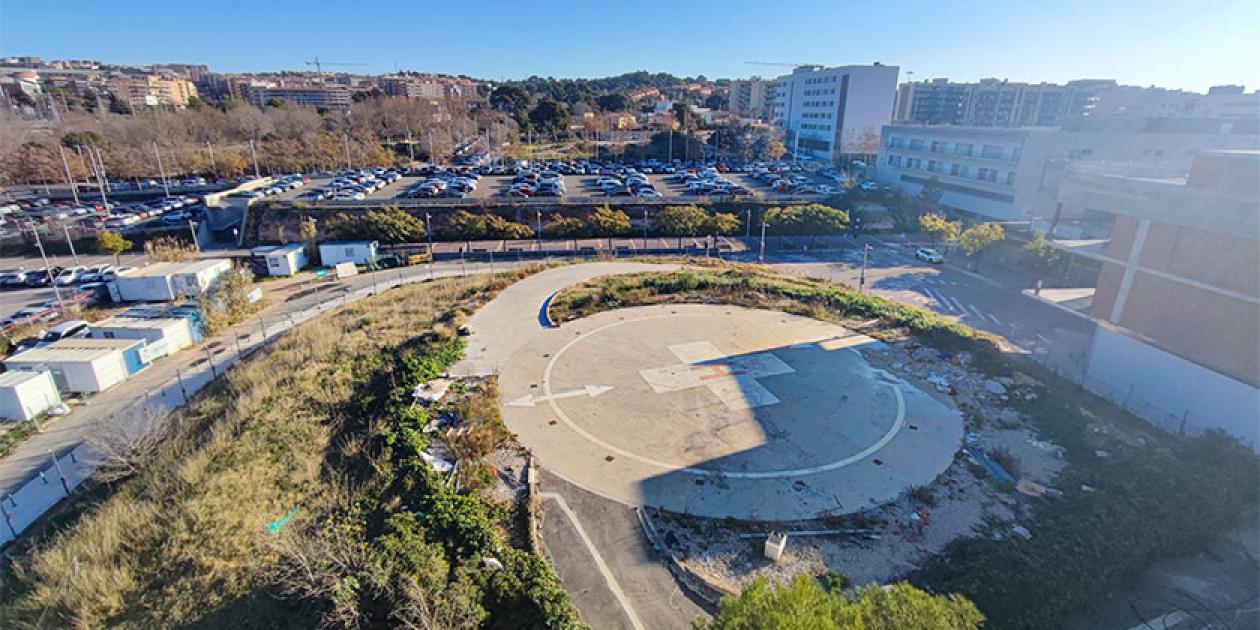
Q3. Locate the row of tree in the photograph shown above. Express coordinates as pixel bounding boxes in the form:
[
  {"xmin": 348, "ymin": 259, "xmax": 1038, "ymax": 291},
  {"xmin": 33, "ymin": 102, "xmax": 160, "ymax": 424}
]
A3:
[
  {"xmin": 316, "ymin": 204, "xmax": 850, "ymax": 245},
  {"xmin": 1, "ymin": 89, "xmax": 514, "ymax": 186},
  {"xmin": 918, "ymin": 212, "xmax": 1006, "ymax": 262}
]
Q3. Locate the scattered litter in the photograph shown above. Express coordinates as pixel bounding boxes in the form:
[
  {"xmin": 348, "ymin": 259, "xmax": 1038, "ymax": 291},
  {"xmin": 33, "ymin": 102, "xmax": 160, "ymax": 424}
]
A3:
[
  {"xmin": 412, "ymin": 378, "xmax": 453, "ymax": 405},
  {"xmin": 1016, "ymin": 479, "xmax": 1051, "ymax": 497},
  {"xmin": 1080, "ymin": 484, "xmax": 1096, "ymax": 493},
  {"xmin": 265, "ymin": 506, "xmax": 301, "ymax": 534},
  {"xmin": 983, "ymin": 380, "xmax": 1008, "ymax": 396},
  {"xmin": 764, "ymin": 531, "xmax": 788, "ymax": 561},
  {"xmin": 420, "ymin": 451, "xmax": 454, "ymax": 473},
  {"xmin": 47, "ymin": 403, "xmax": 71, "ymax": 416},
  {"xmin": 1011, "ymin": 525, "xmax": 1032, "ymax": 540},
  {"xmin": 1094, "ymin": 449, "xmax": 1111, "ymax": 458},
  {"xmin": 926, "ymin": 374, "xmax": 951, "ymax": 392},
  {"xmin": 482, "ymin": 557, "xmax": 504, "ymax": 571}
]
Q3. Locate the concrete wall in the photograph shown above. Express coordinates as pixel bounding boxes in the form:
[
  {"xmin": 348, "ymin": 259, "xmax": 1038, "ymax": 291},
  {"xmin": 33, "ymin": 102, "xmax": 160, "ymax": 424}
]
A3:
[{"xmin": 1083, "ymin": 323, "xmax": 1259, "ymax": 445}]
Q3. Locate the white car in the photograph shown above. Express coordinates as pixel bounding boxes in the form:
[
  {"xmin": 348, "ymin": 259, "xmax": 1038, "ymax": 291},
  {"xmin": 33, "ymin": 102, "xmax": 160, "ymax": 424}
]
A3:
[
  {"xmin": 53, "ymin": 266, "xmax": 87, "ymax": 286},
  {"xmin": 916, "ymin": 247, "xmax": 945, "ymax": 264},
  {"xmin": 860, "ymin": 180, "xmax": 878, "ymax": 191}
]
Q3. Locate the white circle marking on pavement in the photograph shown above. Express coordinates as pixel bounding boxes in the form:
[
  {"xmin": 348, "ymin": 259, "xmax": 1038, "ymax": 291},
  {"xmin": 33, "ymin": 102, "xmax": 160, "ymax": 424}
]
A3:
[{"xmin": 541, "ymin": 312, "xmax": 905, "ymax": 478}]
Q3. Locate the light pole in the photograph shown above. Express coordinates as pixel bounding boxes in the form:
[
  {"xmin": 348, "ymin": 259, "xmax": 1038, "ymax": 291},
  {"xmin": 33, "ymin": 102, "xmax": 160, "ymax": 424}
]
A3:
[
  {"xmin": 424, "ymin": 212, "xmax": 433, "ymax": 253},
  {"xmin": 745, "ymin": 208, "xmax": 752, "ymax": 238},
  {"xmin": 535, "ymin": 209, "xmax": 542, "ymax": 251},
  {"xmin": 58, "ymin": 145, "xmax": 79, "ymax": 206},
  {"xmin": 188, "ymin": 220, "xmax": 200, "ymax": 253},
  {"xmin": 248, "ymin": 139, "xmax": 261, "ymax": 178},
  {"xmin": 62, "ymin": 224, "xmax": 79, "ymax": 266},
  {"xmin": 31, "ymin": 223, "xmax": 66, "ymax": 313},
  {"xmin": 758, "ymin": 220, "xmax": 767, "ymax": 263},
  {"xmin": 153, "ymin": 142, "xmax": 170, "ymax": 198},
  {"xmin": 858, "ymin": 243, "xmax": 872, "ymax": 292}
]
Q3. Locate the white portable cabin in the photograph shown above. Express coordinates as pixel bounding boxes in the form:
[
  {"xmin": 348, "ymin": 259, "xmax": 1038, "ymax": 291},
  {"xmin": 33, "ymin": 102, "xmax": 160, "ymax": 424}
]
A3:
[
  {"xmin": 89, "ymin": 316, "xmax": 195, "ymax": 359},
  {"xmin": 109, "ymin": 259, "xmax": 233, "ymax": 303},
  {"xmin": 319, "ymin": 241, "xmax": 379, "ymax": 267},
  {"xmin": 170, "ymin": 259, "xmax": 233, "ymax": 296},
  {"xmin": 262, "ymin": 243, "xmax": 307, "ymax": 277},
  {"xmin": 4, "ymin": 338, "xmax": 149, "ymax": 394},
  {"xmin": 0, "ymin": 370, "xmax": 61, "ymax": 421}
]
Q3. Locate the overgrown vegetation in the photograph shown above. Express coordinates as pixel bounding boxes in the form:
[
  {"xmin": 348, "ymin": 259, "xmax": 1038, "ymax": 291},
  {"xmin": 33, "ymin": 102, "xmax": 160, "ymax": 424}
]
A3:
[
  {"xmin": 548, "ymin": 265, "xmax": 1259, "ymax": 629},
  {"xmin": 196, "ymin": 266, "xmax": 266, "ymax": 335},
  {"xmin": 697, "ymin": 575, "xmax": 982, "ymax": 630},
  {"xmin": 326, "ymin": 206, "xmax": 427, "ymax": 244},
  {"xmin": 0, "ymin": 270, "xmax": 581, "ymax": 629},
  {"xmin": 143, "ymin": 234, "xmax": 198, "ymax": 262}
]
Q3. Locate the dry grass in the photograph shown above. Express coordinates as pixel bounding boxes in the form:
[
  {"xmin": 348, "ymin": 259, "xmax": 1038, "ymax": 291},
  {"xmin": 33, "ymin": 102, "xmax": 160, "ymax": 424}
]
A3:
[{"xmin": 0, "ymin": 274, "xmax": 515, "ymax": 628}]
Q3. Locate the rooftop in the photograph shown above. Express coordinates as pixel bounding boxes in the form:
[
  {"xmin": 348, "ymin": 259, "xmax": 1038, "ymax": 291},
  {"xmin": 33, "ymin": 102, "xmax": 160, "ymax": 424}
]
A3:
[
  {"xmin": 0, "ymin": 370, "xmax": 51, "ymax": 388},
  {"xmin": 4, "ymin": 338, "xmax": 144, "ymax": 364}
]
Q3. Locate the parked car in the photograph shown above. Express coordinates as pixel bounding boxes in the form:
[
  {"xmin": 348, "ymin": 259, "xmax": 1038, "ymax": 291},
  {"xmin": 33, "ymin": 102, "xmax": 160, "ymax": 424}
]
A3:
[
  {"xmin": 916, "ymin": 247, "xmax": 945, "ymax": 264},
  {"xmin": 24, "ymin": 267, "xmax": 65, "ymax": 287},
  {"xmin": 53, "ymin": 266, "xmax": 87, "ymax": 286}
]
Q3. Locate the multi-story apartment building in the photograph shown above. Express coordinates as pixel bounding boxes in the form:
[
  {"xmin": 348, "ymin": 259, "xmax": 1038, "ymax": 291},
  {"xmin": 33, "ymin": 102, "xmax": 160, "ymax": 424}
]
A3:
[
  {"xmin": 897, "ymin": 78, "xmax": 1260, "ymax": 128},
  {"xmin": 728, "ymin": 77, "xmax": 772, "ymax": 119},
  {"xmin": 110, "ymin": 75, "xmax": 198, "ymax": 107},
  {"xmin": 771, "ymin": 63, "xmax": 899, "ymax": 162},
  {"xmin": 1050, "ymin": 150, "xmax": 1260, "ymax": 443},
  {"xmin": 244, "ymin": 85, "xmax": 352, "ymax": 109},
  {"xmin": 875, "ymin": 118, "xmax": 1260, "ymax": 221}
]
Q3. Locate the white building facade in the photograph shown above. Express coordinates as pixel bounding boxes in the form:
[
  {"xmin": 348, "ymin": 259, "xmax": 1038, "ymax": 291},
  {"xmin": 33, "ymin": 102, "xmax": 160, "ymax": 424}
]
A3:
[
  {"xmin": 875, "ymin": 120, "xmax": 1260, "ymax": 221},
  {"xmin": 771, "ymin": 64, "xmax": 899, "ymax": 162}
]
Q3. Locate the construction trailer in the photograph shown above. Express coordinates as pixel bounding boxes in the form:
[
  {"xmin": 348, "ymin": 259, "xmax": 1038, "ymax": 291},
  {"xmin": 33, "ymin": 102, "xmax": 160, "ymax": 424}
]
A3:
[
  {"xmin": 0, "ymin": 370, "xmax": 61, "ymax": 421},
  {"xmin": 251, "ymin": 243, "xmax": 308, "ymax": 277},
  {"xmin": 109, "ymin": 259, "xmax": 233, "ymax": 303},
  {"xmin": 120, "ymin": 304, "xmax": 205, "ymax": 342},
  {"xmin": 3, "ymin": 338, "xmax": 151, "ymax": 394},
  {"xmin": 89, "ymin": 316, "xmax": 196, "ymax": 359},
  {"xmin": 318, "ymin": 240, "xmax": 379, "ymax": 267}
]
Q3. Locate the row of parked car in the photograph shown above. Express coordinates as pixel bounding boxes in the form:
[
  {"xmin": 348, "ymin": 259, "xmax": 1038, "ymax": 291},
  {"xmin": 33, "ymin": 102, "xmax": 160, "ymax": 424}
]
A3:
[
  {"xmin": 102, "ymin": 196, "xmax": 203, "ymax": 230},
  {"xmin": 0, "ymin": 264, "xmax": 131, "ymax": 290},
  {"xmin": 400, "ymin": 169, "xmax": 479, "ymax": 199},
  {"xmin": 502, "ymin": 169, "xmax": 566, "ymax": 198},
  {"xmin": 300, "ymin": 169, "xmax": 402, "ymax": 201}
]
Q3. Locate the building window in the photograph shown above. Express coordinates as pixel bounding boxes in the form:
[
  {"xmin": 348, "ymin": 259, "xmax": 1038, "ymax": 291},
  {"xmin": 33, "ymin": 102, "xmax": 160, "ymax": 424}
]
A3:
[
  {"xmin": 950, "ymin": 164, "xmax": 962, "ymax": 176},
  {"xmin": 909, "ymin": 139, "xmax": 925, "ymax": 151},
  {"xmin": 955, "ymin": 143, "xmax": 973, "ymax": 157},
  {"xmin": 927, "ymin": 160, "xmax": 938, "ymax": 172},
  {"xmin": 930, "ymin": 141, "xmax": 945, "ymax": 153},
  {"xmin": 887, "ymin": 155, "xmax": 901, "ymax": 166},
  {"xmin": 980, "ymin": 144, "xmax": 1004, "ymax": 159}
]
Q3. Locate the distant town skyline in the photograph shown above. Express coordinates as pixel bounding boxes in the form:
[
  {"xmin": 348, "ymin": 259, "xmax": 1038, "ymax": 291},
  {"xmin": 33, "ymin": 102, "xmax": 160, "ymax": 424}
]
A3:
[{"xmin": 2, "ymin": 0, "xmax": 1257, "ymax": 93}]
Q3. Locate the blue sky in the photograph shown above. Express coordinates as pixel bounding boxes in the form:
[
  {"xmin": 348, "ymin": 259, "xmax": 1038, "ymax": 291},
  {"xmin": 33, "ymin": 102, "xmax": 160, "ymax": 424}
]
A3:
[{"xmin": 2, "ymin": 0, "xmax": 1256, "ymax": 92}]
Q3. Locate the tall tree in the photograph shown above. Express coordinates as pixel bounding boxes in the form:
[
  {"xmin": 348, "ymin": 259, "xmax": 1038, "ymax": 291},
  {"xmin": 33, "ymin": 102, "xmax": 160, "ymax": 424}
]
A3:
[
  {"xmin": 919, "ymin": 212, "xmax": 961, "ymax": 244},
  {"xmin": 959, "ymin": 222, "xmax": 1005, "ymax": 269},
  {"xmin": 527, "ymin": 99, "xmax": 570, "ymax": 134}
]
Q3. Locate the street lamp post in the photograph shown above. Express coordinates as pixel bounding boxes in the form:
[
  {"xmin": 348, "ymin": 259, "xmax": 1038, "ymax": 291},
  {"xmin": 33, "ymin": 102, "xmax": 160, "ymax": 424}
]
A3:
[
  {"xmin": 30, "ymin": 223, "xmax": 66, "ymax": 314},
  {"xmin": 758, "ymin": 220, "xmax": 767, "ymax": 263},
  {"xmin": 858, "ymin": 243, "xmax": 872, "ymax": 292},
  {"xmin": 62, "ymin": 224, "xmax": 79, "ymax": 266}
]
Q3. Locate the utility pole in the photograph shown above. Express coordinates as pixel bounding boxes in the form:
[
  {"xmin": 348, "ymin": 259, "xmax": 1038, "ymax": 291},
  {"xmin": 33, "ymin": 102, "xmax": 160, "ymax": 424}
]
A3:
[
  {"xmin": 88, "ymin": 146, "xmax": 110, "ymax": 208},
  {"xmin": 206, "ymin": 142, "xmax": 217, "ymax": 177},
  {"xmin": 642, "ymin": 207, "xmax": 649, "ymax": 241},
  {"xmin": 58, "ymin": 145, "xmax": 79, "ymax": 205},
  {"xmin": 62, "ymin": 224, "xmax": 79, "ymax": 266},
  {"xmin": 31, "ymin": 224, "xmax": 66, "ymax": 313},
  {"xmin": 858, "ymin": 243, "xmax": 872, "ymax": 292},
  {"xmin": 759, "ymin": 220, "xmax": 767, "ymax": 263},
  {"xmin": 188, "ymin": 220, "xmax": 200, "ymax": 253},
  {"xmin": 342, "ymin": 134, "xmax": 352, "ymax": 170},
  {"xmin": 745, "ymin": 208, "xmax": 752, "ymax": 238},
  {"xmin": 248, "ymin": 139, "xmax": 261, "ymax": 178},
  {"xmin": 424, "ymin": 212, "xmax": 433, "ymax": 254},
  {"xmin": 536, "ymin": 209, "xmax": 542, "ymax": 250},
  {"xmin": 153, "ymin": 142, "xmax": 170, "ymax": 197}
]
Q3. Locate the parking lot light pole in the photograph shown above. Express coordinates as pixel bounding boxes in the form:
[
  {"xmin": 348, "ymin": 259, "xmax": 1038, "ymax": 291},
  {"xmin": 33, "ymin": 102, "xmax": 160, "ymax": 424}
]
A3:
[
  {"xmin": 536, "ymin": 210, "xmax": 542, "ymax": 250},
  {"xmin": 188, "ymin": 220, "xmax": 200, "ymax": 253},
  {"xmin": 62, "ymin": 224, "xmax": 79, "ymax": 266},
  {"xmin": 30, "ymin": 224, "xmax": 66, "ymax": 314},
  {"xmin": 153, "ymin": 142, "xmax": 170, "ymax": 197},
  {"xmin": 759, "ymin": 220, "xmax": 767, "ymax": 263},
  {"xmin": 859, "ymin": 243, "xmax": 872, "ymax": 292},
  {"xmin": 58, "ymin": 145, "xmax": 79, "ymax": 205}
]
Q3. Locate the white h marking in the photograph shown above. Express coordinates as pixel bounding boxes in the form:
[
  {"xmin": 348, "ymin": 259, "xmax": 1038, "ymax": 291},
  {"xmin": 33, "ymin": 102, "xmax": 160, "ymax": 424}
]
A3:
[{"xmin": 638, "ymin": 341, "xmax": 795, "ymax": 409}]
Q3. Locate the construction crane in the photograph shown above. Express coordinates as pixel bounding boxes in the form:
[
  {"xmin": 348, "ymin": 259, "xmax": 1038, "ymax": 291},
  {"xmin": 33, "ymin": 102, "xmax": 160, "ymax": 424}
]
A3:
[{"xmin": 305, "ymin": 57, "xmax": 369, "ymax": 74}]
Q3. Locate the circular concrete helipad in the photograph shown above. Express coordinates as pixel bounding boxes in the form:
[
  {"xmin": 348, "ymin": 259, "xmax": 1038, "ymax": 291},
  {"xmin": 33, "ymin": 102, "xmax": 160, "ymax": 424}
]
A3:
[{"xmin": 498, "ymin": 304, "xmax": 963, "ymax": 520}]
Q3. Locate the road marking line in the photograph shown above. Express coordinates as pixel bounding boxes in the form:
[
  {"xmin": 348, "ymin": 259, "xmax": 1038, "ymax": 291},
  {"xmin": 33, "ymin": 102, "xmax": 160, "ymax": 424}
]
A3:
[
  {"xmin": 967, "ymin": 304, "xmax": 986, "ymax": 319},
  {"xmin": 507, "ymin": 385, "xmax": 613, "ymax": 407},
  {"xmin": 922, "ymin": 288, "xmax": 950, "ymax": 311},
  {"xmin": 948, "ymin": 296, "xmax": 967, "ymax": 313},
  {"xmin": 541, "ymin": 492, "xmax": 646, "ymax": 630},
  {"xmin": 987, "ymin": 312, "xmax": 1004, "ymax": 325},
  {"xmin": 1036, "ymin": 333, "xmax": 1051, "ymax": 343}
]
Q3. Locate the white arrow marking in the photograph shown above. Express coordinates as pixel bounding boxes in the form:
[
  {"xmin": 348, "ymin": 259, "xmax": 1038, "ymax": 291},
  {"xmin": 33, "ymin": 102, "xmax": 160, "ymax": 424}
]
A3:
[{"xmin": 508, "ymin": 385, "xmax": 613, "ymax": 407}]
